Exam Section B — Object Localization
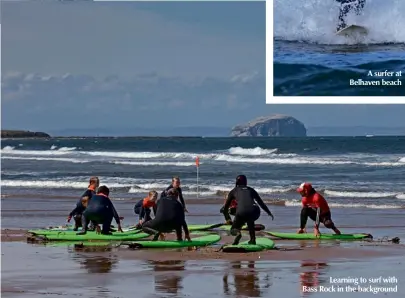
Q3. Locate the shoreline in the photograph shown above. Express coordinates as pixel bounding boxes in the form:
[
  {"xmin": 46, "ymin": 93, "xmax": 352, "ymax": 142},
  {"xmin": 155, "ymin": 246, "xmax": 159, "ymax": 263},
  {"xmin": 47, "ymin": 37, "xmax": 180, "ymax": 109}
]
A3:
[{"xmin": 2, "ymin": 194, "xmax": 404, "ymax": 209}]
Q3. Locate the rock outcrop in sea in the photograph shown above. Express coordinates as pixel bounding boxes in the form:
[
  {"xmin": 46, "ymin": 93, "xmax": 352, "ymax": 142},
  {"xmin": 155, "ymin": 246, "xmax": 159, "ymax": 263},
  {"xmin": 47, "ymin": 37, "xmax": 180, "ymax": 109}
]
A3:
[
  {"xmin": 1, "ymin": 130, "xmax": 51, "ymax": 138},
  {"xmin": 231, "ymin": 114, "xmax": 307, "ymax": 137}
]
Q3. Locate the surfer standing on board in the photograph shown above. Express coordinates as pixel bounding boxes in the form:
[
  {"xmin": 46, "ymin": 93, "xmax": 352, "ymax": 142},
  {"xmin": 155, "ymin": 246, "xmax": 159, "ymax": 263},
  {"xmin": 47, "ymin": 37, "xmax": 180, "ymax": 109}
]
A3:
[
  {"xmin": 296, "ymin": 183, "xmax": 341, "ymax": 237},
  {"xmin": 336, "ymin": 0, "xmax": 366, "ymax": 31}
]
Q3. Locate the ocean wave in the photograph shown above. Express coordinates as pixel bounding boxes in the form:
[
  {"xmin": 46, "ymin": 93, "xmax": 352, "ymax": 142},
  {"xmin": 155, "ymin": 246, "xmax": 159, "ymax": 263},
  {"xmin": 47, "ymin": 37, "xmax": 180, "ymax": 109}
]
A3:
[
  {"xmin": 111, "ymin": 161, "xmax": 196, "ymax": 167},
  {"xmin": 396, "ymin": 194, "xmax": 405, "ymax": 200},
  {"xmin": 228, "ymin": 146, "xmax": 278, "ymax": 156},
  {"xmin": 274, "ymin": 0, "xmax": 405, "ymax": 45},
  {"xmin": 324, "ymin": 190, "xmax": 400, "ymax": 198},
  {"xmin": 274, "ymin": 61, "xmax": 405, "ymax": 96},
  {"xmin": 1, "ymin": 147, "xmax": 74, "ymax": 156},
  {"xmin": 0, "ymin": 180, "xmax": 133, "ymax": 189},
  {"xmin": 51, "ymin": 145, "xmax": 77, "ymax": 151},
  {"xmin": 1, "ymin": 156, "xmax": 90, "ymax": 163},
  {"xmin": 2, "ymin": 147, "xmax": 404, "ymax": 167},
  {"xmin": 1, "ymin": 179, "xmax": 293, "ymax": 197},
  {"xmin": 284, "ymin": 200, "xmax": 402, "ymax": 209}
]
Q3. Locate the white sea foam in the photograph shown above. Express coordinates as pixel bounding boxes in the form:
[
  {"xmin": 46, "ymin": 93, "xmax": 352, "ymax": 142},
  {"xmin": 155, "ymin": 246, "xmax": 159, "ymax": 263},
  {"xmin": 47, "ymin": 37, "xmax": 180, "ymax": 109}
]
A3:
[
  {"xmin": 1, "ymin": 156, "xmax": 89, "ymax": 163},
  {"xmin": 284, "ymin": 200, "xmax": 402, "ymax": 209},
  {"xmin": 111, "ymin": 161, "xmax": 196, "ymax": 167},
  {"xmin": 228, "ymin": 146, "xmax": 278, "ymax": 156},
  {"xmin": 274, "ymin": 0, "xmax": 405, "ymax": 45},
  {"xmin": 324, "ymin": 190, "xmax": 398, "ymax": 198},
  {"xmin": 2, "ymin": 147, "xmax": 404, "ymax": 168}
]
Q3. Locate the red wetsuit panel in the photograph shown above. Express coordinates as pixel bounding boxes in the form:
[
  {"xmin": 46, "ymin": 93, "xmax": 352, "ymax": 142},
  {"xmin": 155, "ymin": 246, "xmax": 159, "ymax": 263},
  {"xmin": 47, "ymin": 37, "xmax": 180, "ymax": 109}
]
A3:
[
  {"xmin": 143, "ymin": 197, "xmax": 156, "ymax": 209},
  {"xmin": 301, "ymin": 192, "xmax": 330, "ymax": 214}
]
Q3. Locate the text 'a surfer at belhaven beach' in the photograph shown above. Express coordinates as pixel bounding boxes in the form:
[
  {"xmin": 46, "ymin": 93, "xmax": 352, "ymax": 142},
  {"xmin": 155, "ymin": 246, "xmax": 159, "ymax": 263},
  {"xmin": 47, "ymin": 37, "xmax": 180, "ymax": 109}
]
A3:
[
  {"xmin": 350, "ymin": 70, "xmax": 403, "ymax": 86},
  {"xmin": 271, "ymin": 0, "xmax": 405, "ymax": 99}
]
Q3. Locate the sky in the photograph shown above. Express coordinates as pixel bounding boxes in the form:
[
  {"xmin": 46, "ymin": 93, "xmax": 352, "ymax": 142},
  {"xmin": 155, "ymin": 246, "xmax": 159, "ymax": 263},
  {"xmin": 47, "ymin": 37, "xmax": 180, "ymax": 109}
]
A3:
[{"xmin": 1, "ymin": 0, "xmax": 405, "ymax": 133}]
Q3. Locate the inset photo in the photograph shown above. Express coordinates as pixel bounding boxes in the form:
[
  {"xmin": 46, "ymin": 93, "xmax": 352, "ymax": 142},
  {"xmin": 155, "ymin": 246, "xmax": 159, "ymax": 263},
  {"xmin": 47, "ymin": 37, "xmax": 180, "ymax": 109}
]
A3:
[{"xmin": 273, "ymin": 0, "xmax": 405, "ymax": 96}]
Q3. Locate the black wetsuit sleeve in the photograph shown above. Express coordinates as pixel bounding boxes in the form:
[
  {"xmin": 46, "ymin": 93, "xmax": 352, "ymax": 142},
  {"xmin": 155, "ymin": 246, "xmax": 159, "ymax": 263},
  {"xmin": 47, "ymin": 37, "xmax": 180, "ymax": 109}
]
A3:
[
  {"xmin": 252, "ymin": 188, "xmax": 272, "ymax": 215},
  {"xmin": 152, "ymin": 205, "xmax": 157, "ymax": 216},
  {"xmin": 223, "ymin": 189, "xmax": 235, "ymax": 211},
  {"xmin": 107, "ymin": 199, "xmax": 120, "ymax": 224},
  {"xmin": 178, "ymin": 187, "xmax": 186, "ymax": 208},
  {"xmin": 69, "ymin": 202, "xmax": 83, "ymax": 217},
  {"xmin": 160, "ymin": 185, "xmax": 171, "ymax": 199},
  {"xmin": 139, "ymin": 206, "xmax": 145, "ymax": 221},
  {"xmin": 81, "ymin": 189, "xmax": 92, "ymax": 199}
]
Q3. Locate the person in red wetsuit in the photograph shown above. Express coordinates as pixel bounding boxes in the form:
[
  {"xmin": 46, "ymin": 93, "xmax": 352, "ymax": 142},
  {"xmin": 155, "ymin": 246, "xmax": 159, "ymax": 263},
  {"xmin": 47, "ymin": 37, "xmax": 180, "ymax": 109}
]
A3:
[
  {"xmin": 296, "ymin": 182, "xmax": 341, "ymax": 237},
  {"xmin": 134, "ymin": 191, "xmax": 158, "ymax": 227},
  {"xmin": 220, "ymin": 191, "xmax": 238, "ymax": 224}
]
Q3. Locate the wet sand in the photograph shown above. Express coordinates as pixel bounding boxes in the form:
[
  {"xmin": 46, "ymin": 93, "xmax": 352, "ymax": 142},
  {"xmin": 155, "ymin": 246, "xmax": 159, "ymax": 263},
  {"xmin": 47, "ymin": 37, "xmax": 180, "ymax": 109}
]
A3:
[{"xmin": 1, "ymin": 197, "xmax": 404, "ymax": 297}]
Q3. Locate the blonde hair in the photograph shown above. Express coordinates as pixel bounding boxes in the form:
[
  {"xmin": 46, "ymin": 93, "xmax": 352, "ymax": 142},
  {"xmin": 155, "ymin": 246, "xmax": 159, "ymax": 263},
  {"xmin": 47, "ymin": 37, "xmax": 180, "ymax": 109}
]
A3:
[
  {"xmin": 89, "ymin": 176, "xmax": 99, "ymax": 186},
  {"xmin": 148, "ymin": 190, "xmax": 158, "ymax": 198}
]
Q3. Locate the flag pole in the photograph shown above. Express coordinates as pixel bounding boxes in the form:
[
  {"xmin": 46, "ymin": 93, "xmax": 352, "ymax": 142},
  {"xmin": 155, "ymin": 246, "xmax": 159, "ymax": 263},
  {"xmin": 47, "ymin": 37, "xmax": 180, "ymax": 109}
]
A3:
[{"xmin": 196, "ymin": 156, "xmax": 200, "ymax": 198}]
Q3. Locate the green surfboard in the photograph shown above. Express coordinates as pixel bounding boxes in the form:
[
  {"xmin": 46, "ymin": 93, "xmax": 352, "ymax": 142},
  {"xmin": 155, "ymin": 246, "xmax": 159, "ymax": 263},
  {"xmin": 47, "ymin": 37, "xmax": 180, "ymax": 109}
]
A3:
[
  {"xmin": 28, "ymin": 228, "xmax": 144, "ymax": 236},
  {"xmin": 122, "ymin": 234, "xmax": 221, "ymax": 249},
  {"xmin": 29, "ymin": 230, "xmax": 150, "ymax": 241},
  {"xmin": 220, "ymin": 224, "xmax": 265, "ymax": 231},
  {"xmin": 266, "ymin": 231, "xmax": 373, "ymax": 240},
  {"xmin": 222, "ymin": 237, "xmax": 275, "ymax": 253},
  {"xmin": 40, "ymin": 223, "xmax": 225, "ymax": 233}
]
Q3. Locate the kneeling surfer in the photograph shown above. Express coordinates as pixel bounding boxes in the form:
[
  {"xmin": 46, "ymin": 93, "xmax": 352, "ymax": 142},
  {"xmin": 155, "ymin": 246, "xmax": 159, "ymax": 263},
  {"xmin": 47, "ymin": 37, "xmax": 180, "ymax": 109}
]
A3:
[
  {"xmin": 221, "ymin": 175, "xmax": 274, "ymax": 245},
  {"xmin": 67, "ymin": 176, "xmax": 99, "ymax": 231},
  {"xmin": 220, "ymin": 191, "xmax": 237, "ymax": 224},
  {"xmin": 336, "ymin": 0, "xmax": 366, "ymax": 31},
  {"xmin": 142, "ymin": 188, "xmax": 191, "ymax": 241},
  {"xmin": 134, "ymin": 190, "xmax": 158, "ymax": 228},
  {"xmin": 77, "ymin": 185, "xmax": 123, "ymax": 235},
  {"xmin": 296, "ymin": 182, "xmax": 341, "ymax": 237}
]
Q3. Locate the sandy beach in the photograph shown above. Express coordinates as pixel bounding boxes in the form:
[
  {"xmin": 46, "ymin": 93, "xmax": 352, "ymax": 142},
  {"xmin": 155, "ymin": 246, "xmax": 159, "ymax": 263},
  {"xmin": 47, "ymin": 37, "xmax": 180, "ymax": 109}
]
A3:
[{"xmin": 1, "ymin": 197, "xmax": 404, "ymax": 298}]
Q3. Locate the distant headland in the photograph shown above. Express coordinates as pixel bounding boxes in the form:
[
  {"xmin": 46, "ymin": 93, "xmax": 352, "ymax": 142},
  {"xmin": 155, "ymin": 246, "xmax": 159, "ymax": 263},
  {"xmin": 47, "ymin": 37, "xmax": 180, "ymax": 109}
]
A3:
[
  {"xmin": 231, "ymin": 114, "xmax": 307, "ymax": 137},
  {"xmin": 1, "ymin": 130, "xmax": 51, "ymax": 138}
]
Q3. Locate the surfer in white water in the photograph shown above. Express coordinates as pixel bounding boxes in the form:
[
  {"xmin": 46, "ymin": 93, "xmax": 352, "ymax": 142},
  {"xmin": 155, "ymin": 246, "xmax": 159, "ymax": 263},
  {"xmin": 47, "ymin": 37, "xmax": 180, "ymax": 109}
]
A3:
[{"xmin": 336, "ymin": 0, "xmax": 366, "ymax": 31}]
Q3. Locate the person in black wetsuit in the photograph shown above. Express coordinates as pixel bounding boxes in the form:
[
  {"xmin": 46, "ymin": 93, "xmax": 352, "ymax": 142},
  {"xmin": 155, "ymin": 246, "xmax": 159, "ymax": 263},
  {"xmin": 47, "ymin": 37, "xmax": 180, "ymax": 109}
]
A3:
[
  {"xmin": 160, "ymin": 176, "xmax": 188, "ymax": 213},
  {"xmin": 336, "ymin": 0, "xmax": 366, "ymax": 31},
  {"xmin": 67, "ymin": 176, "xmax": 99, "ymax": 231},
  {"xmin": 221, "ymin": 175, "xmax": 274, "ymax": 245},
  {"xmin": 143, "ymin": 188, "xmax": 191, "ymax": 241},
  {"xmin": 76, "ymin": 185, "xmax": 123, "ymax": 235},
  {"xmin": 134, "ymin": 190, "xmax": 158, "ymax": 228}
]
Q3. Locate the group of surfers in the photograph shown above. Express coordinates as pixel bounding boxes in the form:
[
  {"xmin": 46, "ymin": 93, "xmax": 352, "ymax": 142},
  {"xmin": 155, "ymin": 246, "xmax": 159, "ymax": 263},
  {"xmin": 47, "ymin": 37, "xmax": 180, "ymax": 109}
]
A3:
[{"xmin": 67, "ymin": 175, "xmax": 341, "ymax": 245}]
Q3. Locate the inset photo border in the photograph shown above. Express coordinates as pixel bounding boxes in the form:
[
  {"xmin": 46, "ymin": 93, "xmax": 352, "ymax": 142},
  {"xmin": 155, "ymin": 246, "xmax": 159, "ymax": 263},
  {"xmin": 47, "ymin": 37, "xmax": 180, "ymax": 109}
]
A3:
[{"xmin": 267, "ymin": 0, "xmax": 405, "ymax": 103}]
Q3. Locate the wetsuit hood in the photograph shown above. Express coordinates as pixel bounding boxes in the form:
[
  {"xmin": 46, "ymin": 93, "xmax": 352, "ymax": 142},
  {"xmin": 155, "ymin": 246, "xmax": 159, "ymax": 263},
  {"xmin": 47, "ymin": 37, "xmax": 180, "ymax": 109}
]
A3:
[{"xmin": 235, "ymin": 175, "xmax": 247, "ymax": 187}]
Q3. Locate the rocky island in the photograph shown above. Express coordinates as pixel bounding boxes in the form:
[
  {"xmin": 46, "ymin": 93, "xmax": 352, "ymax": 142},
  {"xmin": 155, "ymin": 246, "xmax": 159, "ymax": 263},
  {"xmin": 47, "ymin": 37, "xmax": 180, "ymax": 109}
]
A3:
[
  {"xmin": 1, "ymin": 130, "xmax": 51, "ymax": 138},
  {"xmin": 231, "ymin": 114, "xmax": 307, "ymax": 137}
]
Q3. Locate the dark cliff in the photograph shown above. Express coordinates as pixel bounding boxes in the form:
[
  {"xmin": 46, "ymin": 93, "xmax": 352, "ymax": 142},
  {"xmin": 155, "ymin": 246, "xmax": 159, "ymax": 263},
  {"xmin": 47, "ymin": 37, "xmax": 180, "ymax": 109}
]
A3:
[{"xmin": 1, "ymin": 130, "xmax": 51, "ymax": 138}]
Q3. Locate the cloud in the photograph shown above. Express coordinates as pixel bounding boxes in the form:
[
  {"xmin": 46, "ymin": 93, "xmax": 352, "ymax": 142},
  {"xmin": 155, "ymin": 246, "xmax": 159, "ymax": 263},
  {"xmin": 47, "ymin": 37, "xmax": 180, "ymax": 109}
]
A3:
[{"xmin": 1, "ymin": 71, "xmax": 265, "ymax": 130}]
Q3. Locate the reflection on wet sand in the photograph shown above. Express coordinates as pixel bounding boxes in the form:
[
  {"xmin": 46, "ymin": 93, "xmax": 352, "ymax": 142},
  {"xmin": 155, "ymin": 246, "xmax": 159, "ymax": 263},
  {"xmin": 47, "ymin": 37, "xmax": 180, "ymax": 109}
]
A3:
[
  {"xmin": 148, "ymin": 260, "xmax": 185, "ymax": 295},
  {"xmin": 299, "ymin": 261, "xmax": 329, "ymax": 295},
  {"xmin": 223, "ymin": 261, "xmax": 271, "ymax": 297},
  {"xmin": 68, "ymin": 245, "xmax": 119, "ymax": 274}
]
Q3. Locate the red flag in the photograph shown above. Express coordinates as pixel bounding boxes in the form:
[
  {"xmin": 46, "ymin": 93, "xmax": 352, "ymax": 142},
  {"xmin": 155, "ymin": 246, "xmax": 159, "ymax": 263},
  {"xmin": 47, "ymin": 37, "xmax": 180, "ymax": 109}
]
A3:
[{"xmin": 195, "ymin": 156, "xmax": 200, "ymax": 167}]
